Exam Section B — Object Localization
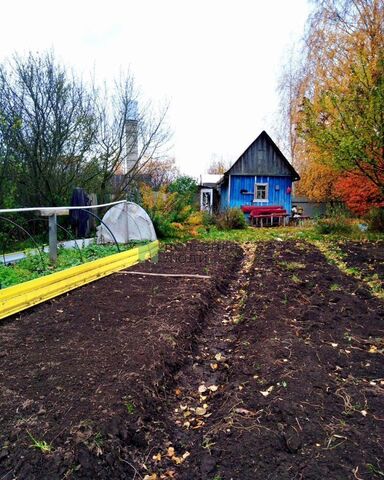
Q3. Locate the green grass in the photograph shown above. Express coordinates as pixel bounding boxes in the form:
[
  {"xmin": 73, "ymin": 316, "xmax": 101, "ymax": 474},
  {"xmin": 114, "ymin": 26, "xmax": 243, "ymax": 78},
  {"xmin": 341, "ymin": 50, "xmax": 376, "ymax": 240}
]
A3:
[
  {"xmin": 366, "ymin": 463, "xmax": 384, "ymax": 477},
  {"xmin": 27, "ymin": 432, "xmax": 53, "ymax": 454},
  {"xmin": 124, "ymin": 400, "xmax": 135, "ymax": 414},
  {"xmin": 0, "ymin": 241, "xmax": 148, "ymax": 289},
  {"xmin": 5, "ymin": 221, "xmax": 383, "ymax": 292},
  {"xmin": 93, "ymin": 432, "xmax": 104, "ymax": 448},
  {"xmin": 291, "ymin": 274, "xmax": 302, "ymax": 284},
  {"xmin": 199, "ymin": 225, "xmax": 317, "ymax": 242},
  {"xmin": 279, "ymin": 261, "xmax": 306, "ymax": 270},
  {"xmin": 197, "ymin": 224, "xmax": 384, "ymax": 243}
]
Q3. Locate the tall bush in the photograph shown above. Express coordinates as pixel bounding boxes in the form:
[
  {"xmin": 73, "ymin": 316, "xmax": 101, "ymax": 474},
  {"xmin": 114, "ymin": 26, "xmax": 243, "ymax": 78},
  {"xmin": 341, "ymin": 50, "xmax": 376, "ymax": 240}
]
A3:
[
  {"xmin": 140, "ymin": 184, "xmax": 194, "ymax": 238},
  {"xmin": 367, "ymin": 207, "xmax": 384, "ymax": 232},
  {"xmin": 215, "ymin": 208, "xmax": 247, "ymax": 230}
]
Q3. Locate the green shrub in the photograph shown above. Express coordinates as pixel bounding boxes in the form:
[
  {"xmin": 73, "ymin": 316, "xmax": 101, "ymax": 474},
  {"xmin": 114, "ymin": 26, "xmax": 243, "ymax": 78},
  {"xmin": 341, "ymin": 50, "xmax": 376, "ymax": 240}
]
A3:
[
  {"xmin": 139, "ymin": 183, "xmax": 197, "ymax": 239},
  {"xmin": 367, "ymin": 207, "xmax": 384, "ymax": 232},
  {"xmin": 314, "ymin": 203, "xmax": 354, "ymax": 235},
  {"xmin": 202, "ymin": 211, "xmax": 216, "ymax": 227},
  {"xmin": 150, "ymin": 213, "xmax": 178, "ymax": 239},
  {"xmin": 325, "ymin": 203, "xmax": 351, "ymax": 218},
  {"xmin": 315, "ymin": 217, "xmax": 353, "ymax": 235},
  {"xmin": 215, "ymin": 208, "xmax": 247, "ymax": 230},
  {"xmin": 168, "ymin": 176, "xmax": 198, "ymax": 206}
]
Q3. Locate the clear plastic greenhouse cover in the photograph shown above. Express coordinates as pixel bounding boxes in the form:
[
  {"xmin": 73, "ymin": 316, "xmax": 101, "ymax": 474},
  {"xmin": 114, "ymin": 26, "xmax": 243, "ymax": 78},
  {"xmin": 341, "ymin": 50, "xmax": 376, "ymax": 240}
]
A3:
[{"xmin": 96, "ymin": 202, "xmax": 157, "ymax": 244}]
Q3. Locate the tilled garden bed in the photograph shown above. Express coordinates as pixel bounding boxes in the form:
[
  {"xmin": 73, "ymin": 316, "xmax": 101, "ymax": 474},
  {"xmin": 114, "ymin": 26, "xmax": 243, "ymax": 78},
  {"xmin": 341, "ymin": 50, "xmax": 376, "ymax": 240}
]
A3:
[
  {"xmin": 1, "ymin": 239, "xmax": 384, "ymax": 480},
  {"xmin": 0, "ymin": 241, "xmax": 243, "ymax": 480},
  {"xmin": 176, "ymin": 241, "xmax": 384, "ymax": 479}
]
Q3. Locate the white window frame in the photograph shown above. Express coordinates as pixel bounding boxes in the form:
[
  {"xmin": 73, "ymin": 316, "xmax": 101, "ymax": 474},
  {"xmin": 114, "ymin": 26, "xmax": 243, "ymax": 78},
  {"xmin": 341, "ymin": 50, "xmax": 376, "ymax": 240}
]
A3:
[{"xmin": 254, "ymin": 183, "xmax": 269, "ymax": 203}]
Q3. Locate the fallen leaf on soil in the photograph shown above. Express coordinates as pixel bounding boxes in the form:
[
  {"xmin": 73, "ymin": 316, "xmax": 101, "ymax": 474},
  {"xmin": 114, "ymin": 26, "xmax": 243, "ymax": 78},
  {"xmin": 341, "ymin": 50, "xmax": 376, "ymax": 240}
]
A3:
[
  {"xmin": 369, "ymin": 345, "xmax": 378, "ymax": 353},
  {"xmin": 21, "ymin": 399, "xmax": 34, "ymax": 410},
  {"xmin": 153, "ymin": 453, "xmax": 162, "ymax": 462},
  {"xmin": 167, "ymin": 447, "xmax": 175, "ymax": 458},
  {"xmin": 331, "ymin": 343, "xmax": 338, "ymax": 348},
  {"xmin": 215, "ymin": 353, "xmax": 224, "ymax": 361},
  {"xmin": 198, "ymin": 385, "xmax": 207, "ymax": 394},
  {"xmin": 361, "ymin": 410, "xmax": 368, "ymax": 416},
  {"xmin": 175, "ymin": 388, "xmax": 182, "ymax": 396},
  {"xmin": 144, "ymin": 475, "xmax": 158, "ymax": 480},
  {"xmin": 210, "ymin": 363, "xmax": 218, "ymax": 370},
  {"xmin": 160, "ymin": 471, "xmax": 176, "ymax": 479},
  {"xmin": 172, "ymin": 451, "xmax": 190, "ymax": 465},
  {"xmin": 195, "ymin": 407, "xmax": 207, "ymax": 416},
  {"xmin": 234, "ymin": 408, "xmax": 257, "ymax": 416},
  {"xmin": 208, "ymin": 385, "xmax": 218, "ymax": 392},
  {"xmin": 260, "ymin": 386, "xmax": 274, "ymax": 397},
  {"xmin": 192, "ymin": 420, "xmax": 205, "ymax": 429}
]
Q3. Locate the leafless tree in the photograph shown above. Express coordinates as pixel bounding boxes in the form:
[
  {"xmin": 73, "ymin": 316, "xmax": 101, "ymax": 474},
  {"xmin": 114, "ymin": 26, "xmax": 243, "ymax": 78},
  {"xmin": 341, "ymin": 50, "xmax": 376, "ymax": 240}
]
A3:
[
  {"xmin": 92, "ymin": 74, "xmax": 171, "ymax": 201},
  {"xmin": 139, "ymin": 156, "xmax": 179, "ymax": 190},
  {"xmin": 0, "ymin": 51, "xmax": 96, "ymax": 206},
  {"xmin": 207, "ymin": 154, "xmax": 230, "ymax": 174},
  {"xmin": 0, "ymin": 52, "xmax": 172, "ymax": 208}
]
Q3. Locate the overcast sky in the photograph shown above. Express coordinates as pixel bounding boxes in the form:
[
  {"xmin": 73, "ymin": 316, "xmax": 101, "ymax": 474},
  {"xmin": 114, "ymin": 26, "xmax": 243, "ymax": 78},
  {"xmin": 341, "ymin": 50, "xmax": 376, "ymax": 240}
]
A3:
[{"xmin": 0, "ymin": 0, "xmax": 310, "ymax": 177}]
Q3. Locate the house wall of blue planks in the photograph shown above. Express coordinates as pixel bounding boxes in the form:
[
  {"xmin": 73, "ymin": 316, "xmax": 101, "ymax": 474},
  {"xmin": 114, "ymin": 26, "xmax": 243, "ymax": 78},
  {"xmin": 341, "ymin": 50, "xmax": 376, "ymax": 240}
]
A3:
[{"xmin": 220, "ymin": 175, "xmax": 293, "ymax": 213}]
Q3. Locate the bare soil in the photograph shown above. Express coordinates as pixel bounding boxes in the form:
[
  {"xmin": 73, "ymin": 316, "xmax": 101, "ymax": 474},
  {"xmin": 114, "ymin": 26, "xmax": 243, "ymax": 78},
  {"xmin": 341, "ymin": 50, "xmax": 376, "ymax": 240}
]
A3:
[
  {"xmin": 1, "ymin": 240, "xmax": 384, "ymax": 480},
  {"xmin": 338, "ymin": 241, "xmax": 384, "ymax": 287},
  {"xmin": 0, "ymin": 241, "xmax": 242, "ymax": 479},
  {"xmin": 172, "ymin": 241, "xmax": 384, "ymax": 480}
]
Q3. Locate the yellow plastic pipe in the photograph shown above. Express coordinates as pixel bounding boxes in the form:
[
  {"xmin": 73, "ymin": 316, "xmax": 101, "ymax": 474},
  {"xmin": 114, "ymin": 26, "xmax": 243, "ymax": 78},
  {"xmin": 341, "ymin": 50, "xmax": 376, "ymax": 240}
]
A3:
[{"xmin": 0, "ymin": 240, "xmax": 159, "ymax": 320}]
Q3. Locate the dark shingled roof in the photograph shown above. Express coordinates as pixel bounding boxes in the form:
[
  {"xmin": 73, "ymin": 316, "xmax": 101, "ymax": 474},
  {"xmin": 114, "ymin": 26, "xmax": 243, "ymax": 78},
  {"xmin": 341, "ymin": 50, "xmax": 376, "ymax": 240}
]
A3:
[{"xmin": 222, "ymin": 130, "xmax": 300, "ymax": 181}]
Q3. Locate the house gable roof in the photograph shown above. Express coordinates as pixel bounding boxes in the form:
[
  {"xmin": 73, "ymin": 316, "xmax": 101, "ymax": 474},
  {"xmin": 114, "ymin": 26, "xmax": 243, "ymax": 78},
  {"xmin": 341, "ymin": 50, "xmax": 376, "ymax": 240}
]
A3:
[{"xmin": 223, "ymin": 131, "xmax": 300, "ymax": 181}]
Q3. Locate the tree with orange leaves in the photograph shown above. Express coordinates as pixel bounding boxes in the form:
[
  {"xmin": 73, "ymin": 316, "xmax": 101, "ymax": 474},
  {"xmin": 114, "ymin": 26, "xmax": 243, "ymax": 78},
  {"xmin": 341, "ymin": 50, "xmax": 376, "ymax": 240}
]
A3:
[
  {"xmin": 280, "ymin": 0, "xmax": 384, "ymax": 206},
  {"xmin": 335, "ymin": 171, "xmax": 384, "ymax": 216}
]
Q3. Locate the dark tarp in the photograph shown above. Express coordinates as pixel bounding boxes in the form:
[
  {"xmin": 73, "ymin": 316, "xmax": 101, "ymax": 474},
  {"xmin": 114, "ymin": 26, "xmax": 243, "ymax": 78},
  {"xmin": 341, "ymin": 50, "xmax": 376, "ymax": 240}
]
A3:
[{"xmin": 69, "ymin": 188, "xmax": 90, "ymax": 237}]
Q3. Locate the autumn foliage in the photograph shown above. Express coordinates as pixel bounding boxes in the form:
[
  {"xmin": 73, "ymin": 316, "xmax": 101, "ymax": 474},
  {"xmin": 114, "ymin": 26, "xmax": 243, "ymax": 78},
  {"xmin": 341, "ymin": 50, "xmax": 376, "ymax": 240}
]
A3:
[
  {"xmin": 335, "ymin": 171, "xmax": 384, "ymax": 216},
  {"xmin": 295, "ymin": 162, "xmax": 340, "ymax": 202},
  {"xmin": 280, "ymin": 0, "xmax": 384, "ymax": 213}
]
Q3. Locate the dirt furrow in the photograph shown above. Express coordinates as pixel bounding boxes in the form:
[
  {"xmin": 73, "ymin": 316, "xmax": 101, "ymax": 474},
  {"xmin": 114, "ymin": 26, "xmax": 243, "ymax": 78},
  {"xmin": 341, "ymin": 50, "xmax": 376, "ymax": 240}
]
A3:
[
  {"xmin": 175, "ymin": 240, "xmax": 384, "ymax": 480},
  {"xmin": 140, "ymin": 242, "xmax": 257, "ymax": 479}
]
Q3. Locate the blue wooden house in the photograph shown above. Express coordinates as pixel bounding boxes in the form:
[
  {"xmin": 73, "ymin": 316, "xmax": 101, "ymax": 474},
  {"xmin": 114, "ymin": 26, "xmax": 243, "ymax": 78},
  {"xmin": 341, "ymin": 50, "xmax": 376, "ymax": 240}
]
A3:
[{"xmin": 218, "ymin": 131, "xmax": 300, "ymax": 213}]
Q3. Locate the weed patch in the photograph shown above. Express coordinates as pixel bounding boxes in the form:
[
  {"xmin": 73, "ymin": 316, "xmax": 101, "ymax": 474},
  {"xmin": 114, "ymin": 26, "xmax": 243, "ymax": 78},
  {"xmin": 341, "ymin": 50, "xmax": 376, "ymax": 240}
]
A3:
[{"xmin": 27, "ymin": 432, "xmax": 53, "ymax": 454}]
